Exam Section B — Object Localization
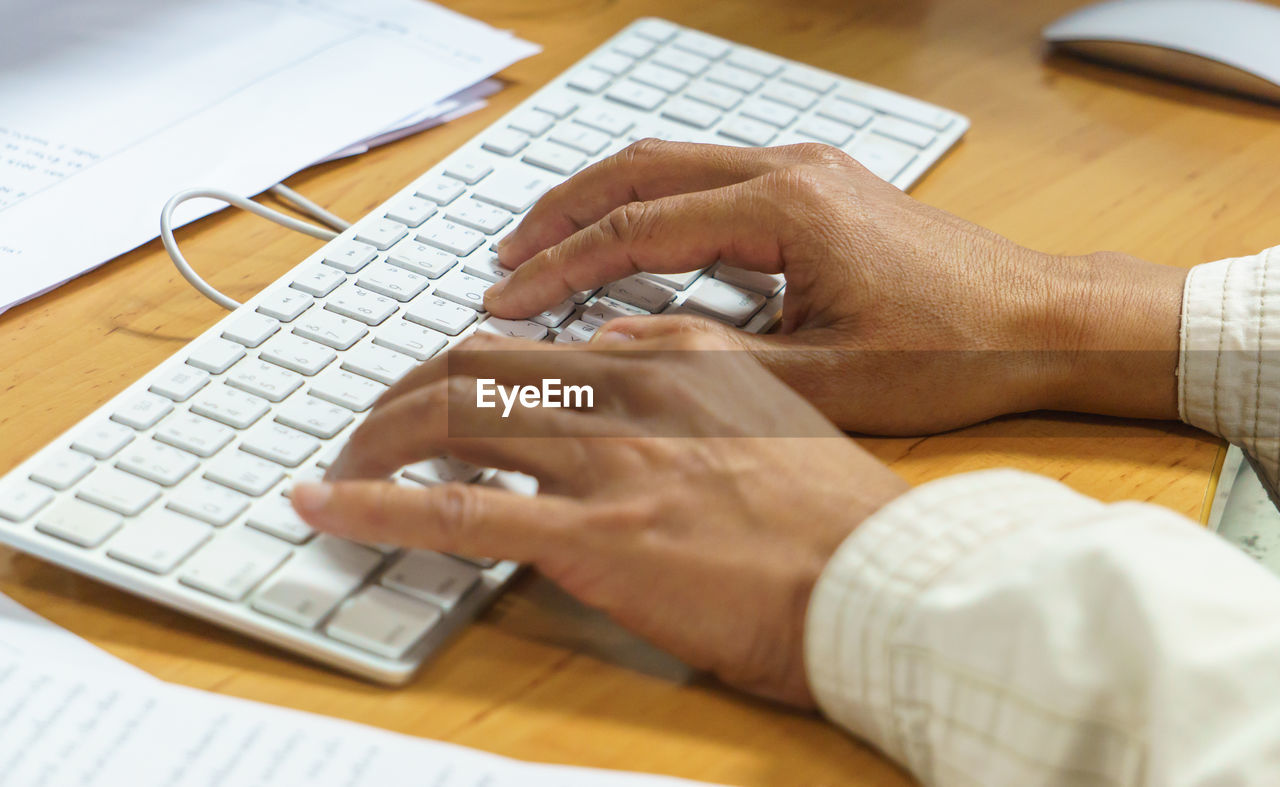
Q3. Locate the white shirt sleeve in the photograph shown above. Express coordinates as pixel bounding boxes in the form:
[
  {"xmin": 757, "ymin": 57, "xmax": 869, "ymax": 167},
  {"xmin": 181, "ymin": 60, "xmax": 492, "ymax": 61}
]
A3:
[{"xmin": 806, "ymin": 246, "xmax": 1280, "ymax": 785}]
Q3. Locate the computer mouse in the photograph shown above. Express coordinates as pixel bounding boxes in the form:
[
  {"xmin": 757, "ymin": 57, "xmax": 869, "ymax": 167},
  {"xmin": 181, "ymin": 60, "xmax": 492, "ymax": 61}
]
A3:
[{"xmin": 1043, "ymin": 0, "xmax": 1280, "ymax": 104}]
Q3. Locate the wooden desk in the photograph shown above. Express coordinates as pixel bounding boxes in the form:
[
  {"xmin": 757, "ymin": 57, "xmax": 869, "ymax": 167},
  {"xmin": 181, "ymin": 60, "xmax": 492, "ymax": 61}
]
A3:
[{"xmin": 3, "ymin": 0, "xmax": 1278, "ymax": 783}]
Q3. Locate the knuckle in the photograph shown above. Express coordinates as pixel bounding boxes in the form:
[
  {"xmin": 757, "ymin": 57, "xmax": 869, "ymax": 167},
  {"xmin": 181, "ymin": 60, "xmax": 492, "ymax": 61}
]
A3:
[
  {"xmin": 790, "ymin": 142, "xmax": 854, "ymax": 169},
  {"xmin": 601, "ymin": 200, "xmax": 651, "ymax": 244},
  {"xmin": 620, "ymin": 136, "xmax": 671, "ymax": 164},
  {"xmin": 432, "ymin": 483, "xmax": 480, "ymax": 543}
]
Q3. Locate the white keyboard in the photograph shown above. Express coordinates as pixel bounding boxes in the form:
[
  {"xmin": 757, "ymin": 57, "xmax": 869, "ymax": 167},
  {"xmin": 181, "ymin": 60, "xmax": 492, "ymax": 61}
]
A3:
[{"xmin": 0, "ymin": 18, "xmax": 967, "ymax": 684}]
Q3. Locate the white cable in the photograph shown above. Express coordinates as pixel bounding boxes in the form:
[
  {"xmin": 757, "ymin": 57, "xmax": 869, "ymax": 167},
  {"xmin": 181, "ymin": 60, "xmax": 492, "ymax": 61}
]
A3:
[
  {"xmin": 160, "ymin": 187, "xmax": 345, "ymax": 311},
  {"xmin": 268, "ymin": 183, "xmax": 351, "ymax": 232}
]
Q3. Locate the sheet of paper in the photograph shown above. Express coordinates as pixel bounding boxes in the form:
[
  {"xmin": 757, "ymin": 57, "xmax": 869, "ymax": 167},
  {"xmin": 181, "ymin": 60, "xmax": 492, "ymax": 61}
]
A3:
[
  {"xmin": 0, "ymin": 655, "xmax": 720, "ymax": 787},
  {"xmin": 0, "ymin": 592, "xmax": 149, "ymax": 681},
  {"xmin": 0, "ymin": 0, "xmax": 538, "ymax": 315}
]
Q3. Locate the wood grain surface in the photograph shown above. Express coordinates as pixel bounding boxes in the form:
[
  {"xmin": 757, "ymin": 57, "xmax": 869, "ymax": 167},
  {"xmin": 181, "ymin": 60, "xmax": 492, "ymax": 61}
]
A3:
[{"xmin": 2, "ymin": 0, "xmax": 1278, "ymax": 784}]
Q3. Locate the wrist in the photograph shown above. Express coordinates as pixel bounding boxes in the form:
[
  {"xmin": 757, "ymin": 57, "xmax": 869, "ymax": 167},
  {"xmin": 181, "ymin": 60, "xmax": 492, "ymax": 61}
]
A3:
[{"xmin": 1024, "ymin": 251, "xmax": 1187, "ymax": 419}]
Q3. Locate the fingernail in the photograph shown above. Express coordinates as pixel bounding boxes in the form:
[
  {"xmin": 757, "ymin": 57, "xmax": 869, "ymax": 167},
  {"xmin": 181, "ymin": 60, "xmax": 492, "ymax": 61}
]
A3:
[
  {"xmin": 292, "ymin": 482, "xmax": 333, "ymax": 517},
  {"xmin": 591, "ymin": 328, "xmax": 634, "ymax": 344},
  {"xmin": 484, "ymin": 277, "xmax": 509, "ymax": 302}
]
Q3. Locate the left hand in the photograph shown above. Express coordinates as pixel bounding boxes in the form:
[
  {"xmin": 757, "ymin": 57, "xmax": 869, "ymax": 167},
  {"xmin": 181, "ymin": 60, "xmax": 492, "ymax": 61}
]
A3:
[{"xmin": 293, "ymin": 331, "xmax": 907, "ymax": 706}]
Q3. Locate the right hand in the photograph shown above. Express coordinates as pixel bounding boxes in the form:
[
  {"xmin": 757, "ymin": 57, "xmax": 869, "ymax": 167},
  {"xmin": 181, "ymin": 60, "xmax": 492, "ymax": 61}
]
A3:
[{"xmin": 484, "ymin": 140, "xmax": 1188, "ymax": 434}]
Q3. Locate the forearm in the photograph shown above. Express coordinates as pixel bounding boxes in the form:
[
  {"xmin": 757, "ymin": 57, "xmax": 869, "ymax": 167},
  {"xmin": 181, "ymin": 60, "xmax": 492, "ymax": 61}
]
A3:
[{"xmin": 806, "ymin": 470, "xmax": 1280, "ymax": 786}]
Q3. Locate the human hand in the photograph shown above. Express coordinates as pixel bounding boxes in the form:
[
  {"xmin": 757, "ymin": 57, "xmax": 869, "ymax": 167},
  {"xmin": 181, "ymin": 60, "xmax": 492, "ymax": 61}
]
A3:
[
  {"xmin": 293, "ymin": 331, "xmax": 907, "ymax": 706},
  {"xmin": 483, "ymin": 140, "xmax": 1188, "ymax": 434}
]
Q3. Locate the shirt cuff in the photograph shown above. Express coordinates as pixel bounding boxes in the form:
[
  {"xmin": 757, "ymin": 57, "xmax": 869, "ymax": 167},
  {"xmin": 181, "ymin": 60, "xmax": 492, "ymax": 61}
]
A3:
[
  {"xmin": 803, "ymin": 468, "xmax": 1105, "ymax": 764},
  {"xmin": 1179, "ymin": 245, "xmax": 1280, "ymax": 490}
]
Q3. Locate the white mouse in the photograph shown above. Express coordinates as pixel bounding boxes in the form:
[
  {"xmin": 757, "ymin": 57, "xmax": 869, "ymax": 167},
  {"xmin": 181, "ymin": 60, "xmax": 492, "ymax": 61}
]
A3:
[{"xmin": 1043, "ymin": 0, "xmax": 1280, "ymax": 104}]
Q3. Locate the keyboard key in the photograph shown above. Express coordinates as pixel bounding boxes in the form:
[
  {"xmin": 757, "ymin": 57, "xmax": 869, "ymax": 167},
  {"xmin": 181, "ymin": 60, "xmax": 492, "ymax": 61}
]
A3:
[
  {"xmin": 387, "ymin": 239, "xmax": 457, "ymax": 279},
  {"xmin": 246, "ymin": 495, "xmax": 316, "ymax": 545},
  {"xmin": 415, "ymin": 178, "xmax": 466, "ymax": 206},
  {"xmin": 481, "ymin": 128, "xmax": 529, "ymax": 157},
  {"xmin": 0, "ymin": 479, "xmax": 54, "ymax": 522},
  {"xmin": 685, "ymin": 80, "xmax": 744, "ymax": 111},
  {"xmin": 76, "ymin": 467, "xmax": 160, "ymax": 516},
  {"xmin": 341, "ymin": 343, "xmax": 417, "ymax": 386},
  {"xmin": 508, "ymin": 110, "xmax": 556, "ymax": 137},
  {"xmin": 643, "ymin": 269, "xmax": 706, "ymax": 291},
  {"xmin": 871, "ymin": 115, "xmax": 937, "ymax": 148},
  {"xmin": 781, "ymin": 66, "xmax": 837, "ymax": 94},
  {"xmin": 631, "ymin": 63, "xmax": 688, "ymax": 93},
  {"xmin": 444, "ymin": 199, "xmax": 513, "ymax": 235},
  {"xmin": 462, "ymin": 253, "xmax": 513, "ymax": 284},
  {"xmin": 149, "ymin": 364, "xmax": 211, "ymax": 402},
  {"xmin": 107, "ymin": 510, "xmax": 211, "ymax": 574},
  {"xmin": 293, "ymin": 309, "xmax": 367, "ymax": 351},
  {"xmin": 715, "ymin": 265, "xmax": 785, "ymax": 296},
  {"xmin": 607, "ymin": 276, "xmax": 677, "ymax": 312},
  {"xmin": 839, "ymin": 85, "xmax": 954, "ymax": 130},
  {"xmin": 555, "ymin": 319, "xmax": 599, "ymax": 344},
  {"xmin": 382, "ymin": 551, "xmax": 479, "ymax": 612},
  {"xmin": 848, "ymin": 134, "xmax": 917, "ymax": 182},
  {"xmin": 285, "ymin": 465, "xmax": 325, "ymax": 492},
  {"xmin": 323, "ymin": 239, "xmax": 379, "ymax": 272},
  {"xmin": 534, "ymin": 95, "xmax": 578, "ymax": 119},
  {"xmin": 652, "ymin": 47, "xmax": 710, "ymax": 76},
  {"xmin": 315, "ymin": 442, "xmax": 344, "ymax": 470},
  {"xmin": 29, "ymin": 450, "xmax": 95, "ymax": 490},
  {"xmin": 221, "ymin": 312, "xmax": 280, "ymax": 348},
  {"xmin": 167, "ymin": 478, "xmax": 250, "ymax": 526},
  {"xmin": 443, "ymin": 157, "xmax": 493, "ymax": 185},
  {"xmin": 417, "ymin": 219, "xmax": 485, "ymax": 257},
  {"xmin": 548, "ymin": 125, "xmax": 612, "ymax": 155},
  {"xmin": 634, "ymin": 18, "xmax": 679, "ymax": 43},
  {"xmin": 478, "ymin": 317, "xmax": 549, "ymax": 341},
  {"xmin": 796, "ymin": 115, "xmax": 854, "ymax": 147},
  {"xmin": 761, "ymin": 82, "xmax": 819, "ymax": 111},
  {"xmin": 309, "ymin": 368, "xmax": 387, "ymax": 412},
  {"xmin": 385, "ymin": 197, "xmax": 438, "ymax": 228},
  {"xmin": 291, "ymin": 263, "xmax": 345, "ymax": 297},
  {"xmin": 180, "ymin": 527, "xmax": 293, "ymax": 601},
  {"xmin": 662, "ymin": 98, "xmax": 724, "ymax": 129},
  {"xmin": 325, "ymin": 286, "xmax": 399, "ymax": 326},
  {"xmin": 582, "ymin": 296, "xmax": 649, "ymax": 326},
  {"xmin": 190, "ymin": 384, "xmax": 271, "ymax": 429},
  {"xmin": 740, "ymin": 97, "xmax": 798, "ymax": 128},
  {"xmin": 471, "ymin": 170, "xmax": 552, "ymax": 214},
  {"xmin": 252, "ymin": 536, "xmax": 382, "ymax": 628},
  {"xmin": 185, "ymin": 338, "xmax": 247, "ymax": 374},
  {"xmin": 818, "ymin": 98, "xmax": 875, "ymax": 129},
  {"xmin": 718, "ymin": 115, "xmax": 777, "ymax": 146},
  {"xmin": 706, "ymin": 63, "xmax": 762, "ymax": 93},
  {"xmin": 572, "ymin": 108, "xmax": 634, "ymax": 137},
  {"xmin": 240, "ymin": 423, "xmax": 320, "ymax": 468},
  {"xmin": 605, "ymin": 81, "xmax": 666, "ymax": 111},
  {"xmin": 260, "ymin": 332, "xmax": 338, "ymax": 376},
  {"xmin": 352, "ymin": 220, "xmax": 407, "ymax": 252},
  {"xmin": 433, "ymin": 272, "xmax": 492, "ymax": 312},
  {"xmin": 373, "ymin": 320, "xmax": 449, "ymax": 361},
  {"xmin": 683, "ymin": 277, "xmax": 766, "ymax": 326},
  {"xmin": 227, "ymin": 360, "xmax": 305, "ymax": 403},
  {"xmin": 566, "ymin": 67, "xmax": 612, "ymax": 94},
  {"xmin": 204, "ymin": 453, "xmax": 287, "ymax": 497},
  {"xmin": 326, "ymin": 585, "xmax": 442, "ymax": 659},
  {"xmin": 530, "ymin": 299, "xmax": 576, "ymax": 328},
  {"xmin": 726, "ymin": 48, "xmax": 783, "ymax": 77},
  {"xmin": 155, "ymin": 413, "xmax": 236, "ymax": 457},
  {"xmin": 274, "ymin": 396, "xmax": 353, "ymax": 440},
  {"xmin": 116, "ymin": 440, "xmax": 199, "ymax": 486},
  {"xmin": 591, "ymin": 50, "xmax": 636, "ymax": 76},
  {"xmin": 403, "ymin": 296, "xmax": 477, "ymax": 335},
  {"xmin": 36, "ymin": 499, "xmax": 122, "ymax": 548},
  {"xmin": 613, "ymin": 34, "xmax": 655, "ymax": 59},
  {"xmin": 521, "ymin": 142, "xmax": 587, "ymax": 176},
  {"xmin": 110, "ymin": 392, "xmax": 175, "ymax": 430},
  {"xmin": 672, "ymin": 30, "xmax": 730, "ymax": 60},
  {"xmin": 571, "ymin": 288, "xmax": 601, "ymax": 304},
  {"xmin": 71, "ymin": 421, "xmax": 135, "ymax": 460},
  {"xmin": 402, "ymin": 457, "xmax": 483, "ymax": 485}
]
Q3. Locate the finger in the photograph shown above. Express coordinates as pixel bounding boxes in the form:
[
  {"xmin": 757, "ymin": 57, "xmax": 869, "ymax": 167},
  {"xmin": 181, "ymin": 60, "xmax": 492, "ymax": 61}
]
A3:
[
  {"xmin": 592, "ymin": 313, "xmax": 759, "ymax": 348},
  {"xmin": 293, "ymin": 480, "xmax": 583, "ymax": 563},
  {"xmin": 330, "ymin": 376, "xmax": 600, "ymax": 482},
  {"xmin": 485, "ymin": 178, "xmax": 795, "ymax": 319},
  {"xmin": 498, "ymin": 141, "xmax": 829, "ymax": 269}
]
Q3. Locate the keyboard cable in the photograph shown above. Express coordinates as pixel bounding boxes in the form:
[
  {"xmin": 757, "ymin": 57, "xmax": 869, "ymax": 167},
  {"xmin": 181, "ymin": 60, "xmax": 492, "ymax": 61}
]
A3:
[{"xmin": 160, "ymin": 184, "xmax": 351, "ymax": 311}]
